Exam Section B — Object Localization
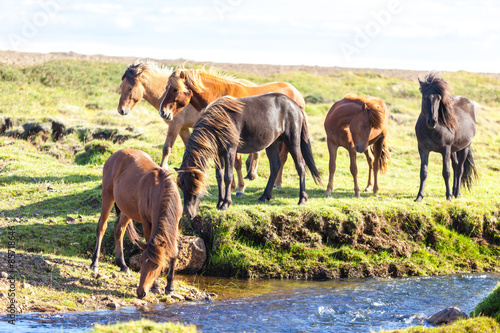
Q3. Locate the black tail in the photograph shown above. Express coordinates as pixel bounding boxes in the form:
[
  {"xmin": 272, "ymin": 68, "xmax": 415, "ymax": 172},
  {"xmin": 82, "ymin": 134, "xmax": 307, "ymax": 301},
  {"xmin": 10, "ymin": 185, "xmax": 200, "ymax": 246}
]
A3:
[
  {"xmin": 300, "ymin": 123, "xmax": 322, "ymax": 185},
  {"xmin": 461, "ymin": 147, "xmax": 478, "ymax": 191}
]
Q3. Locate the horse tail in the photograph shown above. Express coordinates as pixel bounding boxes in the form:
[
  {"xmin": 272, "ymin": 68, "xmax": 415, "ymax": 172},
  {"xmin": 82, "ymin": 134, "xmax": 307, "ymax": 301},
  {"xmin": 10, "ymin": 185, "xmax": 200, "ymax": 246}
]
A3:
[
  {"xmin": 125, "ymin": 221, "xmax": 147, "ymax": 250},
  {"xmin": 300, "ymin": 121, "xmax": 322, "ymax": 186},
  {"xmin": 378, "ymin": 138, "xmax": 391, "ymax": 174},
  {"xmin": 461, "ymin": 147, "xmax": 478, "ymax": 191}
]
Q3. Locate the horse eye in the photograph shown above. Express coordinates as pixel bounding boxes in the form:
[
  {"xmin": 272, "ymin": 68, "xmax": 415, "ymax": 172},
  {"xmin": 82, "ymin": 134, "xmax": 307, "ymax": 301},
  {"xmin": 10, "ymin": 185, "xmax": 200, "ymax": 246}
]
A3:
[
  {"xmin": 173, "ymin": 89, "xmax": 178, "ymax": 93},
  {"xmin": 129, "ymin": 88, "xmax": 132, "ymax": 92}
]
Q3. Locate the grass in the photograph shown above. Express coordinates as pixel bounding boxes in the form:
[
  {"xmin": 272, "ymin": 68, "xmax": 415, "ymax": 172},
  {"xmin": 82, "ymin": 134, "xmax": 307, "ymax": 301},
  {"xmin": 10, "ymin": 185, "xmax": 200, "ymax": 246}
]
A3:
[
  {"xmin": 90, "ymin": 319, "xmax": 198, "ymax": 333},
  {"xmin": 379, "ymin": 316, "xmax": 500, "ymax": 332},
  {"xmin": 1, "ymin": 59, "xmax": 500, "ymax": 313}
]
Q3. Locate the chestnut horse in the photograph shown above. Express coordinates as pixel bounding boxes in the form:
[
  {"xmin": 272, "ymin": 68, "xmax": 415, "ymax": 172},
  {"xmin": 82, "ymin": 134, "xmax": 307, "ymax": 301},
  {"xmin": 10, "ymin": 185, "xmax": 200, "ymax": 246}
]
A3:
[
  {"xmin": 324, "ymin": 94, "xmax": 390, "ymax": 197},
  {"xmin": 415, "ymin": 72, "xmax": 477, "ymax": 201},
  {"xmin": 176, "ymin": 93, "xmax": 321, "ymax": 220},
  {"xmin": 118, "ymin": 61, "xmax": 253, "ymax": 195},
  {"xmin": 90, "ymin": 148, "xmax": 181, "ymax": 299},
  {"xmin": 158, "ymin": 67, "xmax": 306, "ymax": 188}
]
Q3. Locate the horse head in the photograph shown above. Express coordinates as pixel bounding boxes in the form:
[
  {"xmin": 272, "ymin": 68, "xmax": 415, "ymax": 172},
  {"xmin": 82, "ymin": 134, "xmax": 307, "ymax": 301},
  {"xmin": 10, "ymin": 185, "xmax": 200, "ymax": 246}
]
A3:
[
  {"xmin": 350, "ymin": 109, "xmax": 372, "ymax": 153},
  {"xmin": 419, "ymin": 79, "xmax": 441, "ymax": 129},
  {"xmin": 418, "ymin": 74, "xmax": 456, "ymax": 130},
  {"xmin": 136, "ymin": 252, "xmax": 162, "ymax": 299},
  {"xmin": 176, "ymin": 167, "xmax": 206, "ymax": 220},
  {"xmin": 159, "ymin": 69, "xmax": 193, "ymax": 121},
  {"xmin": 118, "ymin": 65, "xmax": 146, "ymax": 116}
]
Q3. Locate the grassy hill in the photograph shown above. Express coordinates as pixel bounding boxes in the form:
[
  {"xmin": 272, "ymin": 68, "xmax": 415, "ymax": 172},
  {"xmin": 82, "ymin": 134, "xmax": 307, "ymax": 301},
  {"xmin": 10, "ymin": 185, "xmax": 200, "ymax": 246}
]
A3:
[{"xmin": 1, "ymin": 57, "xmax": 500, "ymax": 312}]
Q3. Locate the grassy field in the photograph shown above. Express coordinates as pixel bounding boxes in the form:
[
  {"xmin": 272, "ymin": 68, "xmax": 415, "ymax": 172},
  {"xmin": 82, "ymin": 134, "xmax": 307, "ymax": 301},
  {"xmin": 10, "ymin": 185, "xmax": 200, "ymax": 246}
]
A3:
[{"xmin": 1, "ymin": 59, "xmax": 500, "ymax": 314}]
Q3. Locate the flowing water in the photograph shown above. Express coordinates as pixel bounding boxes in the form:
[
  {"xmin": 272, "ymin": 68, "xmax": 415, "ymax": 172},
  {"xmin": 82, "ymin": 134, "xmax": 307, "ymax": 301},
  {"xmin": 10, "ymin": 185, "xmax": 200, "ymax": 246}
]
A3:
[{"xmin": 3, "ymin": 274, "xmax": 499, "ymax": 333}]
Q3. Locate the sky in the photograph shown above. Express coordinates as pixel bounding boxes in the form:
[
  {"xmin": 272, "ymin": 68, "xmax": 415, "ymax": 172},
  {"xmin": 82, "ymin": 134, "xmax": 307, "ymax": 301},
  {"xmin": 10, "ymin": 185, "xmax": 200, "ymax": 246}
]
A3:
[{"xmin": 1, "ymin": 0, "xmax": 499, "ymax": 73}]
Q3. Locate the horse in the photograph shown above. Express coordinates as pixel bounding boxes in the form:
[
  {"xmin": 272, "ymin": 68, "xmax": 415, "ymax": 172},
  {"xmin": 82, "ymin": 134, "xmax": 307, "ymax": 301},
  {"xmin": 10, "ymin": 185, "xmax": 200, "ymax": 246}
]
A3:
[
  {"xmin": 176, "ymin": 93, "xmax": 321, "ymax": 220},
  {"xmin": 90, "ymin": 148, "xmax": 182, "ymax": 299},
  {"xmin": 118, "ymin": 60, "xmax": 253, "ymax": 196},
  {"xmin": 158, "ymin": 66, "xmax": 306, "ymax": 188},
  {"xmin": 415, "ymin": 72, "xmax": 478, "ymax": 202},
  {"xmin": 324, "ymin": 93, "xmax": 390, "ymax": 197}
]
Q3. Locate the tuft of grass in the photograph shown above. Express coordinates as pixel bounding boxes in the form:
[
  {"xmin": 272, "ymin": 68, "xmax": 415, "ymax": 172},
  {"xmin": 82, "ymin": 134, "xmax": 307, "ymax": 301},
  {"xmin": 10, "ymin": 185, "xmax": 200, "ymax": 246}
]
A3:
[
  {"xmin": 378, "ymin": 316, "xmax": 500, "ymax": 332},
  {"xmin": 90, "ymin": 319, "xmax": 199, "ymax": 333},
  {"xmin": 471, "ymin": 283, "xmax": 500, "ymax": 322}
]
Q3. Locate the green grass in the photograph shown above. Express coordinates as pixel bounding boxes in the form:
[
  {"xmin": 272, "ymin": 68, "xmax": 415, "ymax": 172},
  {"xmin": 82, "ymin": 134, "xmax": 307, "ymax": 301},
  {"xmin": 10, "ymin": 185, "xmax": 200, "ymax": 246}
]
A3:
[
  {"xmin": 90, "ymin": 319, "xmax": 198, "ymax": 333},
  {"xmin": 1, "ymin": 59, "xmax": 500, "ymax": 311},
  {"xmin": 471, "ymin": 283, "xmax": 500, "ymax": 322},
  {"xmin": 379, "ymin": 316, "xmax": 500, "ymax": 332}
]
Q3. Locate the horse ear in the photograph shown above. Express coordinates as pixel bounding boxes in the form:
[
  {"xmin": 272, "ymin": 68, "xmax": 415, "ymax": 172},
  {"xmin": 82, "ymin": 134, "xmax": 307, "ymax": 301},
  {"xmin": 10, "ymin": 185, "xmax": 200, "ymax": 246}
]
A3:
[
  {"xmin": 191, "ymin": 172, "xmax": 196, "ymax": 179},
  {"xmin": 179, "ymin": 70, "xmax": 186, "ymax": 79}
]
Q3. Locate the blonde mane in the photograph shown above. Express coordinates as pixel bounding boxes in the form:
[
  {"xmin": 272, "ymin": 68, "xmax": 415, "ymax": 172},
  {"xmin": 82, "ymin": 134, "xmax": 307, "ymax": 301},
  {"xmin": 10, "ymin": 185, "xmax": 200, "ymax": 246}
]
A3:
[
  {"xmin": 122, "ymin": 60, "xmax": 173, "ymax": 84},
  {"xmin": 167, "ymin": 67, "xmax": 246, "ymax": 94},
  {"xmin": 344, "ymin": 93, "xmax": 387, "ymax": 130}
]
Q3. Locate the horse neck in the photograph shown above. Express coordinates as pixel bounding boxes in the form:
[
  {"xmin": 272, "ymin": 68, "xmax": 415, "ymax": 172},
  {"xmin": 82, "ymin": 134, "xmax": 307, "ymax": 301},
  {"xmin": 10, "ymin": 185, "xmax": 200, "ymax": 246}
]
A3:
[
  {"xmin": 191, "ymin": 77, "xmax": 248, "ymax": 110},
  {"xmin": 140, "ymin": 71, "xmax": 170, "ymax": 110}
]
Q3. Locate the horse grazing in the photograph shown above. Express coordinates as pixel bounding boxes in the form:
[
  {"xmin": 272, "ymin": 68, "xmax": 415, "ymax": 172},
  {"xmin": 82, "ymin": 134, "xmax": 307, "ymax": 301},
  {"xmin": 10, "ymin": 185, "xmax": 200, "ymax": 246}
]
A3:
[
  {"xmin": 324, "ymin": 93, "xmax": 390, "ymax": 197},
  {"xmin": 176, "ymin": 93, "xmax": 321, "ymax": 220},
  {"xmin": 90, "ymin": 148, "xmax": 182, "ymax": 299},
  {"xmin": 159, "ymin": 67, "xmax": 306, "ymax": 188},
  {"xmin": 118, "ymin": 61, "xmax": 256, "ymax": 195},
  {"xmin": 415, "ymin": 72, "xmax": 478, "ymax": 202}
]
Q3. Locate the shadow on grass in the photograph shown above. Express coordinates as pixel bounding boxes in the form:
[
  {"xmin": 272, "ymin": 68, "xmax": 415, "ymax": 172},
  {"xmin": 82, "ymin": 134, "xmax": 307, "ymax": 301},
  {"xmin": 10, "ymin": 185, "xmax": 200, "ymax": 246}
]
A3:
[{"xmin": 0, "ymin": 174, "xmax": 101, "ymax": 186}]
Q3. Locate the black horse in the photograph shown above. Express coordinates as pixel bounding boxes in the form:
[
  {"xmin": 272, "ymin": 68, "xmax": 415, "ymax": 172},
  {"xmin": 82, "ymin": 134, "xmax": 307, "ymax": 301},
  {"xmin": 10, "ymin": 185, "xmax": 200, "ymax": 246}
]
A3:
[
  {"xmin": 176, "ymin": 92, "xmax": 321, "ymax": 219},
  {"xmin": 415, "ymin": 72, "xmax": 478, "ymax": 202}
]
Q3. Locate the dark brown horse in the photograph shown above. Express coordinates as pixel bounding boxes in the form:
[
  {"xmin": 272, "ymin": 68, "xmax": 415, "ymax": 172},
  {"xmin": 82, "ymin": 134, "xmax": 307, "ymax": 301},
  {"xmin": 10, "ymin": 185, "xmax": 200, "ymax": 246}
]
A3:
[
  {"xmin": 90, "ymin": 148, "xmax": 181, "ymax": 298},
  {"xmin": 324, "ymin": 94, "xmax": 390, "ymax": 197},
  {"xmin": 159, "ymin": 67, "xmax": 306, "ymax": 188},
  {"xmin": 415, "ymin": 72, "xmax": 478, "ymax": 201},
  {"xmin": 176, "ymin": 93, "xmax": 321, "ymax": 220}
]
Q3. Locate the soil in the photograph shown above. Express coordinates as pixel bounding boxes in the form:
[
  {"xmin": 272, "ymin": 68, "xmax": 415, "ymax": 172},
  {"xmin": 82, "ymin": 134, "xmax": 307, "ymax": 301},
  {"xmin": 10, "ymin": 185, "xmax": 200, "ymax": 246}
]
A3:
[{"xmin": 2, "ymin": 50, "xmax": 500, "ymax": 81}]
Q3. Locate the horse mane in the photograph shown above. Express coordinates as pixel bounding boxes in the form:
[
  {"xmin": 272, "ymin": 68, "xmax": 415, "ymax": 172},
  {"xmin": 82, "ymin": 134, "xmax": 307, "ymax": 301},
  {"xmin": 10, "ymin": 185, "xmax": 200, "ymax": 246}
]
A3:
[
  {"xmin": 122, "ymin": 60, "xmax": 173, "ymax": 85},
  {"xmin": 418, "ymin": 72, "xmax": 458, "ymax": 130},
  {"xmin": 143, "ymin": 169, "xmax": 179, "ymax": 269},
  {"xmin": 178, "ymin": 96, "xmax": 244, "ymax": 194},
  {"xmin": 168, "ymin": 66, "xmax": 246, "ymax": 94},
  {"xmin": 344, "ymin": 93, "xmax": 386, "ymax": 130}
]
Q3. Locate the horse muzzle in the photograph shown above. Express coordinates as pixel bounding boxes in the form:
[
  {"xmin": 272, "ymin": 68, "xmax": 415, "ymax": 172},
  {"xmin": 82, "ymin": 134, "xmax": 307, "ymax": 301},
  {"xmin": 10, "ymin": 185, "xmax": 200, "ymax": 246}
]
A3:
[
  {"xmin": 159, "ymin": 108, "xmax": 173, "ymax": 121},
  {"xmin": 355, "ymin": 143, "xmax": 367, "ymax": 154},
  {"xmin": 118, "ymin": 107, "xmax": 130, "ymax": 116},
  {"xmin": 426, "ymin": 120, "xmax": 437, "ymax": 129},
  {"xmin": 137, "ymin": 288, "xmax": 147, "ymax": 299}
]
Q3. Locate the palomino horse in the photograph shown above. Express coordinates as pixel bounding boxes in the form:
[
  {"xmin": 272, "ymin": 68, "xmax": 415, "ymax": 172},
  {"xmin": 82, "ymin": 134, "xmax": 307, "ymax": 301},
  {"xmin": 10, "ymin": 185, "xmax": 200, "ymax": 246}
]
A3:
[
  {"xmin": 90, "ymin": 148, "xmax": 182, "ymax": 298},
  {"xmin": 176, "ymin": 93, "xmax": 321, "ymax": 220},
  {"xmin": 324, "ymin": 93, "xmax": 390, "ymax": 197},
  {"xmin": 158, "ymin": 67, "xmax": 306, "ymax": 188},
  {"xmin": 118, "ymin": 61, "xmax": 254, "ymax": 195},
  {"xmin": 415, "ymin": 72, "xmax": 477, "ymax": 201}
]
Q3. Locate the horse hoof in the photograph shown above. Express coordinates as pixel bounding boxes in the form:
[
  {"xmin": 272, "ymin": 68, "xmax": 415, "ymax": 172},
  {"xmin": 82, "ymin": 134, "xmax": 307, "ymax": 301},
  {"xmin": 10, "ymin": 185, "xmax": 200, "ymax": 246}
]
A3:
[
  {"xmin": 274, "ymin": 185, "xmax": 282, "ymax": 189},
  {"xmin": 121, "ymin": 267, "xmax": 131, "ymax": 275},
  {"xmin": 90, "ymin": 265, "xmax": 98, "ymax": 272},
  {"xmin": 245, "ymin": 173, "xmax": 258, "ymax": 181},
  {"xmin": 324, "ymin": 190, "xmax": 332, "ymax": 196},
  {"xmin": 165, "ymin": 286, "xmax": 174, "ymax": 294},
  {"xmin": 235, "ymin": 191, "xmax": 245, "ymax": 197},
  {"xmin": 151, "ymin": 286, "xmax": 161, "ymax": 294},
  {"xmin": 415, "ymin": 196, "xmax": 423, "ymax": 202}
]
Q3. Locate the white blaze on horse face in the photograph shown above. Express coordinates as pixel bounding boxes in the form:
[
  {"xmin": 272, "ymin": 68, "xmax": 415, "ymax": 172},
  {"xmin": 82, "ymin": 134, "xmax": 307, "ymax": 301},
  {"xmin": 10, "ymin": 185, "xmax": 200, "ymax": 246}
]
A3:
[{"xmin": 160, "ymin": 84, "xmax": 173, "ymax": 120}]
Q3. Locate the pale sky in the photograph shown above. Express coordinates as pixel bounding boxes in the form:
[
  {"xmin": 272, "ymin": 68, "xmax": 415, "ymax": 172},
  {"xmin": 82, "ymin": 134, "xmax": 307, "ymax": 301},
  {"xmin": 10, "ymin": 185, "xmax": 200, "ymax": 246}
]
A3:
[{"xmin": 1, "ymin": 0, "xmax": 499, "ymax": 73}]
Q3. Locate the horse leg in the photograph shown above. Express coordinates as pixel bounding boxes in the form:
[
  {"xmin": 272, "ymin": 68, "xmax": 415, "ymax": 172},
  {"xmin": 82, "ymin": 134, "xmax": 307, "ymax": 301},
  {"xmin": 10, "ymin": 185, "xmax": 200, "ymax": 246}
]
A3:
[
  {"xmin": 441, "ymin": 148, "xmax": 452, "ymax": 201},
  {"xmin": 258, "ymin": 141, "xmax": 281, "ymax": 203},
  {"xmin": 165, "ymin": 253, "xmax": 178, "ymax": 294},
  {"xmin": 179, "ymin": 127, "xmax": 191, "ymax": 146},
  {"xmin": 221, "ymin": 147, "xmax": 236, "ymax": 210},
  {"xmin": 285, "ymin": 135, "xmax": 308, "ymax": 205},
  {"xmin": 415, "ymin": 144, "xmax": 430, "ymax": 202},
  {"xmin": 451, "ymin": 151, "xmax": 459, "ymax": 197},
  {"xmin": 234, "ymin": 153, "xmax": 246, "ymax": 197},
  {"xmin": 274, "ymin": 143, "xmax": 288, "ymax": 189},
  {"xmin": 160, "ymin": 121, "xmax": 183, "ymax": 169},
  {"xmin": 114, "ymin": 214, "xmax": 132, "ymax": 274},
  {"xmin": 348, "ymin": 148, "xmax": 360, "ymax": 197},
  {"xmin": 363, "ymin": 148, "xmax": 374, "ymax": 193},
  {"xmin": 245, "ymin": 152, "xmax": 260, "ymax": 180},
  {"xmin": 324, "ymin": 140, "xmax": 339, "ymax": 195},
  {"xmin": 371, "ymin": 140, "xmax": 384, "ymax": 194},
  {"xmin": 453, "ymin": 148, "xmax": 468, "ymax": 199},
  {"xmin": 215, "ymin": 159, "xmax": 225, "ymax": 209},
  {"xmin": 140, "ymin": 220, "xmax": 161, "ymax": 294},
  {"xmin": 90, "ymin": 191, "xmax": 114, "ymax": 272}
]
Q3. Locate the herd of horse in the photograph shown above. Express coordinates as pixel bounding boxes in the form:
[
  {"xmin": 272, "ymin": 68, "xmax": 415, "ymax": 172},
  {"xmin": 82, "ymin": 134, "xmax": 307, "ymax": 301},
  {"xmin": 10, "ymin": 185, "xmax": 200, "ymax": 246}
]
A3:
[{"xmin": 91, "ymin": 61, "xmax": 478, "ymax": 298}]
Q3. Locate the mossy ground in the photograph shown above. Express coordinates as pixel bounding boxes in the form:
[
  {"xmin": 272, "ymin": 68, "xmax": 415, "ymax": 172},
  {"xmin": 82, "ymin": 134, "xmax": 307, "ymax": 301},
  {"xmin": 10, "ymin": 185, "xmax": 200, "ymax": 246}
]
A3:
[{"xmin": 1, "ymin": 59, "xmax": 500, "ymax": 314}]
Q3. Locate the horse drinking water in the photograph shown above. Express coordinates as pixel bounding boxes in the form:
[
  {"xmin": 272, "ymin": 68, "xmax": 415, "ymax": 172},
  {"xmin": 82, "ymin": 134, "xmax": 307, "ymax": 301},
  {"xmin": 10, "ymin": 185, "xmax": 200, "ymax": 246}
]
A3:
[
  {"xmin": 176, "ymin": 93, "xmax": 321, "ymax": 220},
  {"xmin": 324, "ymin": 94, "xmax": 390, "ymax": 197},
  {"xmin": 90, "ymin": 148, "xmax": 182, "ymax": 298},
  {"xmin": 415, "ymin": 72, "xmax": 478, "ymax": 201}
]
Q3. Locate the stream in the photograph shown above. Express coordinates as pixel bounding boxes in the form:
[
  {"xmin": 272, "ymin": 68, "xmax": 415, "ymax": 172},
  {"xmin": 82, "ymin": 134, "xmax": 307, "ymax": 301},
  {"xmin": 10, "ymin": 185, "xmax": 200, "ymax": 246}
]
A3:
[{"xmin": 2, "ymin": 273, "xmax": 499, "ymax": 332}]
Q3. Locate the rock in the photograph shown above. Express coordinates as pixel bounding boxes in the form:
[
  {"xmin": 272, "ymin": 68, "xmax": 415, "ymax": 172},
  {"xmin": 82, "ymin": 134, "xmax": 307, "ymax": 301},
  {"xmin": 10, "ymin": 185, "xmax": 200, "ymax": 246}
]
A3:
[
  {"xmin": 66, "ymin": 216, "xmax": 76, "ymax": 224},
  {"xmin": 22, "ymin": 282, "xmax": 31, "ymax": 289},
  {"xmin": 0, "ymin": 272, "xmax": 8, "ymax": 279},
  {"xmin": 428, "ymin": 306, "xmax": 468, "ymax": 326},
  {"xmin": 129, "ymin": 254, "xmax": 141, "ymax": 272},
  {"xmin": 106, "ymin": 301, "xmax": 120, "ymax": 309},
  {"xmin": 77, "ymin": 298, "xmax": 85, "ymax": 304},
  {"xmin": 175, "ymin": 236, "xmax": 207, "ymax": 274}
]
